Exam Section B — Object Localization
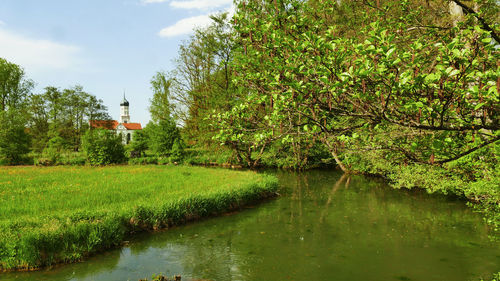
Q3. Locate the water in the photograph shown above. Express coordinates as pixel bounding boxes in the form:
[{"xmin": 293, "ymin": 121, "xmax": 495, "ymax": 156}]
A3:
[{"xmin": 3, "ymin": 170, "xmax": 499, "ymax": 281}]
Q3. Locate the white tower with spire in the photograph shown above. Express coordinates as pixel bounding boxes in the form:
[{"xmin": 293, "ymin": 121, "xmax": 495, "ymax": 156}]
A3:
[{"xmin": 120, "ymin": 93, "xmax": 130, "ymax": 123}]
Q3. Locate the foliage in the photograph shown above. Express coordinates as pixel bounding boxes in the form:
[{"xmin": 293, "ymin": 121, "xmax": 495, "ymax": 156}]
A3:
[
  {"xmin": 27, "ymin": 85, "xmax": 110, "ymax": 153},
  {"xmin": 149, "ymin": 72, "xmax": 173, "ymax": 123},
  {"xmin": 128, "ymin": 156, "xmax": 158, "ymax": 165},
  {"xmin": 169, "ymin": 138, "xmax": 185, "ymax": 163},
  {"xmin": 40, "ymin": 135, "xmax": 67, "ymax": 165},
  {"xmin": 0, "ymin": 110, "xmax": 31, "ymax": 165},
  {"xmin": 167, "ymin": 13, "xmax": 237, "ymax": 147},
  {"xmin": 0, "ymin": 57, "xmax": 33, "ymax": 112},
  {"xmin": 81, "ymin": 129, "xmax": 126, "ymax": 165},
  {"xmin": 481, "ymin": 272, "xmax": 500, "ymax": 281},
  {"xmin": 0, "ymin": 165, "xmax": 278, "ymax": 270},
  {"xmin": 129, "ymin": 130, "xmax": 149, "ymax": 157},
  {"xmin": 0, "ymin": 58, "xmax": 33, "ymax": 165},
  {"xmin": 183, "ymin": 147, "xmax": 235, "ymax": 166},
  {"xmin": 213, "ymin": 0, "xmax": 499, "ymax": 172},
  {"xmin": 145, "ymin": 118, "xmax": 182, "ymax": 157}
]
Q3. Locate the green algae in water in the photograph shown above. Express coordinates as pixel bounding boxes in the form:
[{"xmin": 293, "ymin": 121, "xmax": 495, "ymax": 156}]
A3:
[{"xmin": 2, "ymin": 170, "xmax": 499, "ymax": 281}]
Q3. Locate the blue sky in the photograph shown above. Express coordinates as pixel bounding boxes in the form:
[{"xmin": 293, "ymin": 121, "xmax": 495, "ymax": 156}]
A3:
[{"xmin": 0, "ymin": 0, "xmax": 233, "ymax": 126}]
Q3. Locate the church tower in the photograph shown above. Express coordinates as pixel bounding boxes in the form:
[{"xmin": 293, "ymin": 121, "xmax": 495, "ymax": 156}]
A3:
[{"xmin": 120, "ymin": 94, "xmax": 130, "ymax": 123}]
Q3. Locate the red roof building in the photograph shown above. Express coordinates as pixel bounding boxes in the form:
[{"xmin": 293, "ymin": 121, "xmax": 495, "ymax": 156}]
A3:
[
  {"xmin": 89, "ymin": 120, "xmax": 142, "ymax": 130},
  {"xmin": 89, "ymin": 95, "xmax": 142, "ymax": 144}
]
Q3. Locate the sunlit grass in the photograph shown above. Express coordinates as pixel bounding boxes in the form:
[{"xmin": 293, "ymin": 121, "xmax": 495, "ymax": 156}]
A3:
[{"xmin": 0, "ymin": 165, "xmax": 277, "ymax": 271}]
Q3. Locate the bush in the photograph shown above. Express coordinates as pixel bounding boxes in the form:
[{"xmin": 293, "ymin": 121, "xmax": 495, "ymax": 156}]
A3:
[
  {"xmin": 128, "ymin": 156, "xmax": 158, "ymax": 165},
  {"xmin": 81, "ymin": 129, "xmax": 126, "ymax": 165},
  {"xmin": 39, "ymin": 136, "xmax": 66, "ymax": 165}
]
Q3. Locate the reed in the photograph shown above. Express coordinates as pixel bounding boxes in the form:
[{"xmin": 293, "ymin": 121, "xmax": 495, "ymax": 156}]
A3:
[{"xmin": 0, "ymin": 165, "xmax": 278, "ymax": 271}]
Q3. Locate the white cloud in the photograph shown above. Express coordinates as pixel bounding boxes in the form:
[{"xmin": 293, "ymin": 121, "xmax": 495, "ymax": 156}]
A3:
[
  {"xmin": 0, "ymin": 27, "xmax": 83, "ymax": 73},
  {"xmin": 158, "ymin": 14, "xmax": 213, "ymax": 37},
  {"xmin": 157, "ymin": 1, "xmax": 234, "ymax": 38},
  {"xmin": 0, "ymin": 20, "xmax": 5, "ymax": 26},
  {"xmin": 141, "ymin": 0, "xmax": 168, "ymax": 3},
  {"xmin": 170, "ymin": 0, "xmax": 232, "ymax": 10}
]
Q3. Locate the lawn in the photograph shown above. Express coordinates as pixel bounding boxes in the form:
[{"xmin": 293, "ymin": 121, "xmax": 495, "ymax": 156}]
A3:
[{"xmin": 0, "ymin": 165, "xmax": 278, "ymax": 271}]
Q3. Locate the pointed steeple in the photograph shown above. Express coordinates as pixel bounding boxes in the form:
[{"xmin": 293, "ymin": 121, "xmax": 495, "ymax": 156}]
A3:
[
  {"xmin": 120, "ymin": 91, "xmax": 129, "ymax": 106},
  {"xmin": 120, "ymin": 90, "xmax": 130, "ymax": 123}
]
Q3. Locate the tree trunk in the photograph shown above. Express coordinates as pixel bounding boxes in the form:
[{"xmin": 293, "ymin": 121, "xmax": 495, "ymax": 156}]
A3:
[{"xmin": 323, "ymin": 137, "xmax": 349, "ymax": 173}]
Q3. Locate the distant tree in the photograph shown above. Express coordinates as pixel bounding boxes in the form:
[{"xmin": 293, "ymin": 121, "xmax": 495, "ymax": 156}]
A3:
[
  {"xmin": 81, "ymin": 129, "xmax": 126, "ymax": 165},
  {"xmin": 145, "ymin": 118, "xmax": 182, "ymax": 157},
  {"xmin": 26, "ymin": 93, "xmax": 49, "ymax": 152},
  {"xmin": 149, "ymin": 72, "xmax": 173, "ymax": 123},
  {"xmin": 0, "ymin": 57, "xmax": 33, "ymax": 112},
  {"xmin": 0, "ymin": 111, "xmax": 30, "ymax": 164},
  {"xmin": 27, "ymin": 86, "xmax": 110, "ymax": 152}
]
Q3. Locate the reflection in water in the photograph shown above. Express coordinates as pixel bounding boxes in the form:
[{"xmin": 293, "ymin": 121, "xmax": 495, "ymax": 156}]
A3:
[{"xmin": 3, "ymin": 170, "xmax": 499, "ymax": 281}]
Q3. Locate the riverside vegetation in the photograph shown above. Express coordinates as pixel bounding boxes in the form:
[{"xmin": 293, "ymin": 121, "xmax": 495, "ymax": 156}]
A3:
[
  {"xmin": 0, "ymin": 165, "xmax": 278, "ymax": 271},
  {"xmin": 0, "ymin": 0, "xmax": 498, "ymax": 278}
]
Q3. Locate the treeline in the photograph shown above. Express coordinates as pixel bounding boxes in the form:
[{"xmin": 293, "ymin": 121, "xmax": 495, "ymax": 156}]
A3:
[
  {"xmin": 158, "ymin": 0, "xmax": 498, "ymax": 234},
  {"xmin": 0, "ymin": 56, "xmax": 185, "ymax": 166},
  {"xmin": 0, "ymin": 57, "xmax": 109, "ymax": 164}
]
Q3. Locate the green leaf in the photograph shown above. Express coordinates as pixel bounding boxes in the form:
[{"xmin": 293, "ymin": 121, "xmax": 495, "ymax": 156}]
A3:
[
  {"xmin": 481, "ymin": 37, "xmax": 492, "ymax": 44},
  {"xmin": 386, "ymin": 47, "xmax": 396, "ymax": 58},
  {"xmin": 449, "ymin": 69, "xmax": 460, "ymax": 77},
  {"xmin": 474, "ymin": 103, "xmax": 485, "ymax": 110}
]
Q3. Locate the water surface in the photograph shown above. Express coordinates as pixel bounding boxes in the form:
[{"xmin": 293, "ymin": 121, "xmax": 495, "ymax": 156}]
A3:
[{"xmin": 4, "ymin": 170, "xmax": 499, "ymax": 281}]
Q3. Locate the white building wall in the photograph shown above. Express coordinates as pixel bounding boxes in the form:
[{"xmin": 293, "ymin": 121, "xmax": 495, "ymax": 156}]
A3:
[{"xmin": 116, "ymin": 125, "xmax": 133, "ymax": 144}]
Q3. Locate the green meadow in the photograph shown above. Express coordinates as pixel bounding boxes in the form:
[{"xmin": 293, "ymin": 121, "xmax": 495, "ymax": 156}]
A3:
[{"xmin": 0, "ymin": 165, "xmax": 278, "ymax": 271}]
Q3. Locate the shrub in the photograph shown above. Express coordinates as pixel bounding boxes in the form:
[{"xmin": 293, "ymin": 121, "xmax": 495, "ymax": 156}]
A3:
[
  {"xmin": 128, "ymin": 156, "xmax": 158, "ymax": 165},
  {"xmin": 81, "ymin": 129, "xmax": 126, "ymax": 165},
  {"xmin": 40, "ymin": 136, "xmax": 66, "ymax": 165}
]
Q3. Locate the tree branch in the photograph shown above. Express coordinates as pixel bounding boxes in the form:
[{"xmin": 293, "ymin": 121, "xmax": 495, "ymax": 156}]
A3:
[
  {"xmin": 451, "ymin": 0, "xmax": 500, "ymax": 43},
  {"xmin": 436, "ymin": 136, "xmax": 500, "ymax": 164}
]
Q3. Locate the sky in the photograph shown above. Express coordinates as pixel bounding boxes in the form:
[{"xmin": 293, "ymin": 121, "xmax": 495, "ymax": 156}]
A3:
[{"xmin": 0, "ymin": 0, "xmax": 234, "ymax": 126}]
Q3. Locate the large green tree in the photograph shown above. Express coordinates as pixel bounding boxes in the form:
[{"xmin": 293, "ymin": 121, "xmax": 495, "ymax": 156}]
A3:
[{"xmin": 211, "ymin": 0, "xmax": 499, "ymax": 170}]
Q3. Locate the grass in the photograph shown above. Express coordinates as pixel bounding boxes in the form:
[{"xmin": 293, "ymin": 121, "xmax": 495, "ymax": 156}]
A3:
[{"xmin": 0, "ymin": 165, "xmax": 278, "ymax": 271}]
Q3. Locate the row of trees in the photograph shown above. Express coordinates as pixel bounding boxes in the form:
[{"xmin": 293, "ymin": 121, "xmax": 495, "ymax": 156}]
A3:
[
  {"xmin": 0, "ymin": 57, "xmax": 110, "ymax": 164},
  {"xmin": 3, "ymin": 0, "xmax": 497, "ymax": 169}
]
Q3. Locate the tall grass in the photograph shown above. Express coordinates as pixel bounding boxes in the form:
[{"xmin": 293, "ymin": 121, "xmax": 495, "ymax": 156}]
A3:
[{"xmin": 0, "ymin": 165, "xmax": 278, "ymax": 271}]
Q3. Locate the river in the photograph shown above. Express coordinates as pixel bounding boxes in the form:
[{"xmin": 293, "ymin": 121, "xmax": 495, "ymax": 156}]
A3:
[{"xmin": 4, "ymin": 170, "xmax": 499, "ymax": 281}]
